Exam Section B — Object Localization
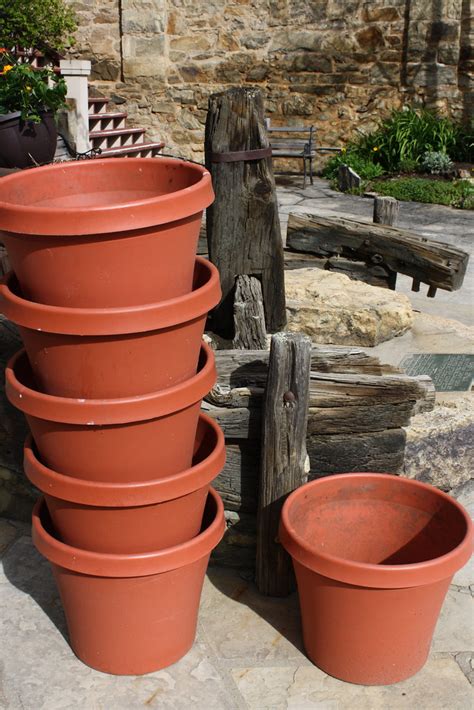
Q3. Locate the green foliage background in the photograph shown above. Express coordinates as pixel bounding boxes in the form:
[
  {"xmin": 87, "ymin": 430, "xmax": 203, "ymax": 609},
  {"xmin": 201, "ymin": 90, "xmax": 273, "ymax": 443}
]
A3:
[{"xmin": 0, "ymin": 0, "xmax": 77, "ymax": 54}]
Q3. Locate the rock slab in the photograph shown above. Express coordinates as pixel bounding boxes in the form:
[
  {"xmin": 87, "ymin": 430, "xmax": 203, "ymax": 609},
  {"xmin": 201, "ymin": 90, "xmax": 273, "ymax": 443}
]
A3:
[
  {"xmin": 403, "ymin": 397, "xmax": 474, "ymax": 492},
  {"xmin": 285, "ymin": 268, "xmax": 413, "ymax": 346}
]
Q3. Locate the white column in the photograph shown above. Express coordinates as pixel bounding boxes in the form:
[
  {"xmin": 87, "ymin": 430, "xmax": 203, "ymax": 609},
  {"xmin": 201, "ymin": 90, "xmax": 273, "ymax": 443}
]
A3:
[{"xmin": 59, "ymin": 59, "xmax": 91, "ymax": 154}]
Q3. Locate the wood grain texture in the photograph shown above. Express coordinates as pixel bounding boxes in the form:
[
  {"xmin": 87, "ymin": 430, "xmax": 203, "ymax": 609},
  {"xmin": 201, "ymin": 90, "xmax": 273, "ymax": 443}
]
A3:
[
  {"xmin": 286, "ymin": 212, "xmax": 469, "ymax": 291},
  {"xmin": 338, "ymin": 164, "xmax": 361, "ymax": 192},
  {"xmin": 373, "ymin": 195, "xmax": 399, "ymax": 226},
  {"xmin": 211, "ymin": 345, "xmax": 396, "ymax": 387},
  {"xmin": 256, "ymin": 332, "xmax": 312, "ymax": 596},
  {"xmin": 205, "ymin": 87, "xmax": 286, "ymax": 336},
  {"xmin": 308, "ymin": 428, "xmax": 406, "ymax": 475},
  {"xmin": 212, "ymin": 439, "xmax": 260, "ymax": 513},
  {"xmin": 203, "ymin": 370, "xmax": 432, "ymax": 438},
  {"xmin": 233, "ymin": 275, "xmax": 267, "ymax": 350}
]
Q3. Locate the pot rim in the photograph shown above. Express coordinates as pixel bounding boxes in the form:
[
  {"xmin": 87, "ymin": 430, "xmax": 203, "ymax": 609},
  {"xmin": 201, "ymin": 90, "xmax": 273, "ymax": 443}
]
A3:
[
  {"xmin": 279, "ymin": 473, "xmax": 473, "ymax": 589},
  {"xmin": 0, "ymin": 111, "xmax": 22, "ymax": 123},
  {"xmin": 0, "ymin": 157, "xmax": 214, "ymax": 236},
  {"xmin": 32, "ymin": 487, "xmax": 225, "ymax": 577},
  {"xmin": 0, "ymin": 257, "xmax": 221, "ymax": 335},
  {"xmin": 5, "ymin": 341, "xmax": 215, "ymax": 425},
  {"xmin": 23, "ymin": 413, "xmax": 225, "ymax": 506}
]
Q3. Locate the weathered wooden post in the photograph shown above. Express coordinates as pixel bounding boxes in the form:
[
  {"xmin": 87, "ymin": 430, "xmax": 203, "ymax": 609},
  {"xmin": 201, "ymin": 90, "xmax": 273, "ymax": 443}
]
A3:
[
  {"xmin": 233, "ymin": 275, "xmax": 267, "ymax": 350},
  {"xmin": 205, "ymin": 87, "xmax": 286, "ymax": 339},
  {"xmin": 256, "ymin": 332, "xmax": 312, "ymax": 596},
  {"xmin": 373, "ymin": 196, "xmax": 399, "ymax": 226},
  {"xmin": 372, "ymin": 196, "xmax": 399, "ymax": 289}
]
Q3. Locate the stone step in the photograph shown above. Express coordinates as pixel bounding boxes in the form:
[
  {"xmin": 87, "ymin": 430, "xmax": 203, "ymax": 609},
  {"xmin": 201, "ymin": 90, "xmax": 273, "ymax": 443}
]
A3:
[
  {"xmin": 88, "ymin": 97, "xmax": 110, "ymax": 115},
  {"xmin": 89, "ymin": 127, "xmax": 147, "ymax": 150},
  {"xmin": 89, "ymin": 112, "xmax": 127, "ymax": 131},
  {"xmin": 98, "ymin": 141, "xmax": 165, "ymax": 159}
]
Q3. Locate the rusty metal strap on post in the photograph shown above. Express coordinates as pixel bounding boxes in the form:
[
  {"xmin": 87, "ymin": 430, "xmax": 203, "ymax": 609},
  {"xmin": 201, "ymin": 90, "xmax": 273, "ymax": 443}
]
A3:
[{"xmin": 210, "ymin": 147, "xmax": 272, "ymax": 163}]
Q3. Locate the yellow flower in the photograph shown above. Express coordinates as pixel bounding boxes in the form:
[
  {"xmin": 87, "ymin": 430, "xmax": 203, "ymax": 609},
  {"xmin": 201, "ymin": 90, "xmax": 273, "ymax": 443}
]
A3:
[
  {"xmin": 342, "ymin": 147, "xmax": 347, "ymax": 153},
  {"xmin": 26, "ymin": 86, "xmax": 32, "ymax": 92},
  {"xmin": 373, "ymin": 146, "xmax": 379, "ymax": 152},
  {"xmin": 1, "ymin": 65, "xmax": 13, "ymax": 75}
]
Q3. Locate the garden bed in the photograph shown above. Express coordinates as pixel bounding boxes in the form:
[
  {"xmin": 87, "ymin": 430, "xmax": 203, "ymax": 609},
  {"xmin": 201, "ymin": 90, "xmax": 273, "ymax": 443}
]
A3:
[
  {"xmin": 323, "ymin": 107, "xmax": 473, "ymax": 209},
  {"xmin": 368, "ymin": 175, "xmax": 474, "ymax": 210}
]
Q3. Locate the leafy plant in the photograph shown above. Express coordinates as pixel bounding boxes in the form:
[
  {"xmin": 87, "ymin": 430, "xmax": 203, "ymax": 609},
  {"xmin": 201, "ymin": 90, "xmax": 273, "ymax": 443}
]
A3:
[
  {"xmin": 0, "ymin": 0, "xmax": 77, "ymax": 56},
  {"xmin": 453, "ymin": 120, "xmax": 474, "ymax": 163},
  {"xmin": 0, "ymin": 50, "xmax": 67, "ymax": 121},
  {"xmin": 397, "ymin": 157, "xmax": 418, "ymax": 174},
  {"xmin": 354, "ymin": 108, "xmax": 463, "ymax": 172},
  {"xmin": 322, "ymin": 149, "xmax": 385, "ymax": 181},
  {"xmin": 371, "ymin": 177, "xmax": 474, "ymax": 209},
  {"xmin": 421, "ymin": 151, "xmax": 454, "ymax": 175}
]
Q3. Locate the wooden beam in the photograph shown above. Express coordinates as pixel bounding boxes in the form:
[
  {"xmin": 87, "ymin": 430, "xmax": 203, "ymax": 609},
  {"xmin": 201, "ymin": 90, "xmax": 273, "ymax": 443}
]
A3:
[
  {"xmin": 203, "ymin": 371, "xmax": 434, "ymax": 439},
  {"xmin": 308, "ymin": 428, "xmax": 406, "ymax": 475},
  {"xmin": 210, "ymin": 345, "xmax": 397, "ymax": 388},
  {"xmin": 205, "ymin": 87, "xmax": 286, "ymax": 336},
  {"xmin": 233, "ymin": 275, "xmax": 267, "ymax": 350},
  {"xmin": 286, "ymin": 212, "xmax": 469, "ymax": 291},
  {"xmin": 256, "ymin": 332, "xmax": 312, "ymax": 596}
]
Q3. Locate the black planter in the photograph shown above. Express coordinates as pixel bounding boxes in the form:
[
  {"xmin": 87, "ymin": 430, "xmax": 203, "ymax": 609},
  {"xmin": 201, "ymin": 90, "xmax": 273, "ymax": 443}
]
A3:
[{"xmin": 0, "ymin": 111, "xmax": 57, "ymax": 169}]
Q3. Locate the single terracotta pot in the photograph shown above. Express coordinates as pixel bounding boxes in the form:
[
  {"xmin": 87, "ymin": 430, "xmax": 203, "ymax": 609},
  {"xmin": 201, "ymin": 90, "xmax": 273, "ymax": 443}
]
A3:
[
  {"xmin": 32, "ymin": 488, "xmax": 224, "ymax": 675},
  {"xmin": 24, "ymin": 414, "xmax": 225, "ymax": 553},
  {"xmin": 280, "ymin": 473, "xmax": 473, "ymax": 686},
  {"xmin": 6, "ymin": 343, "xmax": 215, "ymax": 482},
  {"xmin": 0, "ymin": 257, "xmax": 220, "ymax": 398},
  {"xmin": 0, "ymin": 157, "xmax": 214, "ymax": 308}
]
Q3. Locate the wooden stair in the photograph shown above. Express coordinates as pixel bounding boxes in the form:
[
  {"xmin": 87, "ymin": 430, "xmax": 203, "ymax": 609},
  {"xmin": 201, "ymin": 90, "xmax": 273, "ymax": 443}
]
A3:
[{"xmin": 88, "ymin": 97, "xmax": 164, "ymax": 158}]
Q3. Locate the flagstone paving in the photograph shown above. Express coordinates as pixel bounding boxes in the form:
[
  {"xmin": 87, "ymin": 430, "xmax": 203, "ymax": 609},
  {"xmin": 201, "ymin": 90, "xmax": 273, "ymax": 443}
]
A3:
[{"xmin": 0, "ymin": 521, "xmax": 472, "ymax": 709}]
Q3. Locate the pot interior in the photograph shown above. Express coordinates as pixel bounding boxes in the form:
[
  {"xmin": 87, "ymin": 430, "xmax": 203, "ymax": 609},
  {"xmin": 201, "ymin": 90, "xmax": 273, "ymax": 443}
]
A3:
[
  {"xmin": 0, "ymin": 159, "xmax": 204, "ymax": 210},
  {"xmin": 289, "ymin": 476, "xmax": 469, "ymax": 566}
]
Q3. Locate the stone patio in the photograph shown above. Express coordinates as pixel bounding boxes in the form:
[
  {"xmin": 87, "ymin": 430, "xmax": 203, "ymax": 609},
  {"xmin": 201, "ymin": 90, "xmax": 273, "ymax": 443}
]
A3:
[
  {"xmin": 0, "ymin": 518, "xmax": 473, "ymax": 709},
  {"xmin": 0, "ymin": 179, "xmax": 472, "ymax": 708}
]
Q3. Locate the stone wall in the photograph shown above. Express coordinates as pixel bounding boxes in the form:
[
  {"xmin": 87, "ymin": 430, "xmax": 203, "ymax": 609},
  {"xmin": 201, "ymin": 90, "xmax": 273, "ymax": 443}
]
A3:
[{"xmin": 66, "ymin": 0, "xmax": 473, "ymax": 159}]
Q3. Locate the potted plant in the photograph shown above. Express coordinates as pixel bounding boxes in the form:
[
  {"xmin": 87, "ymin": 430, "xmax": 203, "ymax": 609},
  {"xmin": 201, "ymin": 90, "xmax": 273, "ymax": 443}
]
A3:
[
  {"xmin": 0, "ymin": 50, "xmax": 68, "ymax": 168},
  {"xmin": 0, "ymin": 0, "xmax": 76, "ymax": 168}
]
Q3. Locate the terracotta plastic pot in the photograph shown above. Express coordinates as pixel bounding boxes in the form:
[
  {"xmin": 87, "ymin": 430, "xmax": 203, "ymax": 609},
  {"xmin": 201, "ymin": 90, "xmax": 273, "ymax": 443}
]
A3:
[
  {"xmin": 23, "ymin": 414, "xmax": 225, "ymax": 553},
  {"xmin": 0, "ymin": 257, "xmax": 220, "ymax": 398},
  {"xmin": 6, "ymin": 343, "xmax": 215, "ymax": 482},
  {"xmin": 32, "ymin": 488, "xmax": 224, "ymax": 675},
  {"xmin": 0, "ymin": 157, "xmax": 214, "ymax": 308},
  {"xmin": 280, "ymin": 473, "xmax": 473, "ymax": 686}
]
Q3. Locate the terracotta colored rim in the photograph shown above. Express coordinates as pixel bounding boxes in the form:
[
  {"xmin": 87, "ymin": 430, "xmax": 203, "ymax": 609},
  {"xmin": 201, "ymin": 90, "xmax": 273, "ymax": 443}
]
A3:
[
  {"xmin": 280, "ymin": 473, "xmax": 473, "ymax": 589},
  {"xmin": 32, "ymin": 487, "xmax": 225, "ymax": 577},
  {"xmin": 0, "ymin": 257, "xmax": 220, "ymax": 335},
  {"xmin": 0, "ymin": 158, "xmax": 214, "ymax": 236},
  {"xmin": 23, "ymin": 413, "xmax": 225, "ymax": 506},
  {"xmin": 6, "ymin": 342, "xmax": 215, "ymax": 425}
]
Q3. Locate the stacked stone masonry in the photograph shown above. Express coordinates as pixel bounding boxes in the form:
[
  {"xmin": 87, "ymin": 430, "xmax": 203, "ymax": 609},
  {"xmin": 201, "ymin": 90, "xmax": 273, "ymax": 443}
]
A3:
[{"xmin": 66, "ymin": 0, "xmax": 472, "ymax": 158}]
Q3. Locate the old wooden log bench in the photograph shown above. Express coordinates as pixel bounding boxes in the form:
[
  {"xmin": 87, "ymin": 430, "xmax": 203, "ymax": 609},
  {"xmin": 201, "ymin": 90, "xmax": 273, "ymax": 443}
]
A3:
[
  {"xmin": 286, "ymin": 211, "xmax": 470, "ymax": 296},
  {"xmin": 204, "ymin": 342, "xmax": 435, "ymax": 573}
]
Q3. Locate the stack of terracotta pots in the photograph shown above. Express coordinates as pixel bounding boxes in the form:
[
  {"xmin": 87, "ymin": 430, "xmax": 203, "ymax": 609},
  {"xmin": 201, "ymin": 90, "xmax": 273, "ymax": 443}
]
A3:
[{"xmin": 0, "ymin": 157, "xmax": 226, "ymax": 675}]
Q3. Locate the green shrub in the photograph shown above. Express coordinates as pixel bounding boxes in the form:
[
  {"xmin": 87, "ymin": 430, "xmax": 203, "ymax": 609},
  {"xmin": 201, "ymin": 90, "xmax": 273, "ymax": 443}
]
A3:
[
  {"xmin": 0, "ymin": 0, "xmax": 77, "ymax": 55},
  {"xmin": 372, "ymin": 177, "xmax": 474, "ymax": 209},
  {"xmin": 398, "ymin": 157, "xmax": 418, "ymax": 174},
  {"xmin": 421, "ymin": 151, "xmax": 454, "ymax": 175},
  {"xmin": 453, "ymin": 120, "xmax": 474, "ymax": 162},
  {"xmin": 322, "ymin": 150, "xmax": 384, "ymax": 181},
  {"xmin": 354, "ymin": 108, "xmax": 463, "ymax": 172}
]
